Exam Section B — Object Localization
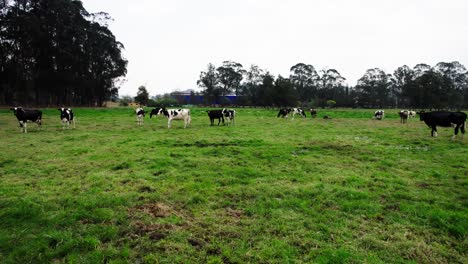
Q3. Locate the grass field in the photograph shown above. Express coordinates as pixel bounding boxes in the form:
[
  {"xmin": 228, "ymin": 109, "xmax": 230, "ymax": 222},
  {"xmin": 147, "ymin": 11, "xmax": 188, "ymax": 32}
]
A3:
[{"xmin": 0, "ymin": 108, "xmax": 466, "ymax": 263}]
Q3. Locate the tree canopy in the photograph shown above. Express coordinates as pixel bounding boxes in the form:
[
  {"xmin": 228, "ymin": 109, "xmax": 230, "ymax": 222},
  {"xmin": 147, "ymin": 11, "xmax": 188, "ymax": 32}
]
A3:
[{"xmin": 0, "ymin": 0, "xmax": 127, "ymax": 106}]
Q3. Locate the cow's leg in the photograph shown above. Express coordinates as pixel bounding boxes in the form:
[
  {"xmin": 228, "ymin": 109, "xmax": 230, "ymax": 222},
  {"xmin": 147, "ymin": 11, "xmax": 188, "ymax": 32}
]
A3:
[
  {"xmin": 222, "ymin": 116, "xmax": 225, "ymax": 125},
  {"xmin": 24, "ymin": 122, "xmax": 27, "ymax": 133},
  {"xmin": 452, "ymin": 124, "xmax": 460, "ymax": 141},
  {"xmin": 72, "ymin": 119, "xmax": 76, "ymax": 128},
  {"xmin": 432, "ymin": 126, "xmax": 437, "ymax": 137},
  {"xmin": 167, "ymin": 118, "xmax": 171, "ymax": 129},
  {"xmin": 19, "ymin": 121, "xmax": 24, "ymax": 133}
]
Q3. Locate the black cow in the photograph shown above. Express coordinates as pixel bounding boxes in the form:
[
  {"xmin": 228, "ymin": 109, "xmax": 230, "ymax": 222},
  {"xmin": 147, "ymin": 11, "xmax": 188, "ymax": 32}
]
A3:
[
  {"xmin": 310, "ymin": 109, "xmax": 317, "ymax": 118},
  {"xmin": 58, "ymin": 107, "xmax": 75, "ymax": 129},
  {"xmin": 277, "ymin": 108, "xmax": 291, "ymax": 118},
  {"xmin": 418, "ymin": 111, "xmax": 466, "ymax": 140},
  {"xmin": 10, "ymin": 107, "xmax": 42, "ymax": 133},
  {"xmin": 207, "ymin": 110, "xmax": 225, "ymax": 126}
]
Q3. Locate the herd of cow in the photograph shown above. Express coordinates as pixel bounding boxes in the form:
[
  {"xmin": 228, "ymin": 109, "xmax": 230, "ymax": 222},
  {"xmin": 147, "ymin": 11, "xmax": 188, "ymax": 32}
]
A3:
[{"xmin": 7, "ymin": 106, "xmax": 467, "ymax": 140}]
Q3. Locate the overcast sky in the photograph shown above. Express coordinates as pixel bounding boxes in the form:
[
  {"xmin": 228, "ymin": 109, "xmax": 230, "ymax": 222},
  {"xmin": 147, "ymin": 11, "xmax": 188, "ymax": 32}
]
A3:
[{"xmin": 82, "ymin": 0, "xmax": 468, "ymax": 97}]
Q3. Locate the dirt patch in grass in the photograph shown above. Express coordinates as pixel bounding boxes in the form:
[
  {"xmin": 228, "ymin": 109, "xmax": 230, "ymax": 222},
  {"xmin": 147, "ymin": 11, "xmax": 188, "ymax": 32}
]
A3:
[
  {"xmin": 416, "ymin": 182, "xmax": 431, "ymax": 189},
  {"xmin": 130, "ymin": 202, "xmax": 172, "ymax": 218}
]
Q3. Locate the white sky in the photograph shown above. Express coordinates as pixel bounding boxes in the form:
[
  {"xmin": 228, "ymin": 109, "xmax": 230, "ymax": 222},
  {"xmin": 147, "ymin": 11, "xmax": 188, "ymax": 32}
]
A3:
[{"xmin": 82, "ymin": 0, "xmax": 468, "ymax": 97}]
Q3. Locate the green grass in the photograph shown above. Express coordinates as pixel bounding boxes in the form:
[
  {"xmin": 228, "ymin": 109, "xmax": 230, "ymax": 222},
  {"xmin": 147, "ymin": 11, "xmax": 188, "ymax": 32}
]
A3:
[{"xmin": 0, "ymin": 107, "xmax": 466, "ymax": 263}]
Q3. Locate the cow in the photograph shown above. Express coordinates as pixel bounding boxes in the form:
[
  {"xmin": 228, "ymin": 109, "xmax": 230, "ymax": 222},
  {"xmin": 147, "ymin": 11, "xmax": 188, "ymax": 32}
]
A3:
[
  {"xmin": 290, "ymin": 108, "xmax": 306, "ymax": 120},
  {"xmin": 277, "ymin": 108, "xmax": 291, "ymax": 118},
  {"xmin": 135, "ymin": 107, "xmax": 145, "ymax": 126},
  {"xmin": 10, "ymin": 107, "xmax": 42, "ymax": 133},
  {"xmin": 222, "ymin": 108, "xmax": 236, "ymax": 126},
  {"xmin": 408, "ymin": 110, "xmax": 417, "ymax": 119},
  {"xmin": 58, "ymin": 107, "xmax": 75, "ymax": 129},
  {"xmin": 206, "ymin": 109, "xmax": 225, "ymax": 126},
  {"xmin": 374, "ymin": 110, "xmax": 385, "ymax": 120},
  {"xmin": 310, "ymin": 109, "xmax": 317, "ymax": 118},
  {"xmin": 399, "ymin": 110, "xmax": 409, "ymax": 123},
  {"xmin": 151, "ymin": 107, "xmax": 191, "ymax": 128},
  {"xmin": 417, "ymin": 111, "xmax": 467, "ymax": 140}
]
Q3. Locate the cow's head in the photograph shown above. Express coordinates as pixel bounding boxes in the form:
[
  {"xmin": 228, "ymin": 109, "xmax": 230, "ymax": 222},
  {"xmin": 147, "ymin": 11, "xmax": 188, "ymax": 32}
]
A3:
[
  {"xmin": 417, "ymin": 111, "xmax": 426, "ymax": 121},
  {"xmin": 10, "ymin": 107, "xmax": 22, "ymax": 114},
  {"xmin": 150, "ymin": 108, "xmax": 163, "ymax": 118}
]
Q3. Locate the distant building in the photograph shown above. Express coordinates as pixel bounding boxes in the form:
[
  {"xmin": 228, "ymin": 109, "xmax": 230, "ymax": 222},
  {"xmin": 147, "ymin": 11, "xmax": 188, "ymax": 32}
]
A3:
[
  {"xmin": 170, "ymin": 89, "xmax": 238, "ymax": 105},
  {"xmin": 128, "ymin": 102, "xmax": 141, "ymax": 107}
]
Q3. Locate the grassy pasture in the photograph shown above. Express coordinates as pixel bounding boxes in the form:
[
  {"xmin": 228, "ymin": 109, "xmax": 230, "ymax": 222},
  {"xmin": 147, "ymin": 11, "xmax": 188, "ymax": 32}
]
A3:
[{"xmin": 0, "ymin": 108, "xmax": 466, "ymax": 263}]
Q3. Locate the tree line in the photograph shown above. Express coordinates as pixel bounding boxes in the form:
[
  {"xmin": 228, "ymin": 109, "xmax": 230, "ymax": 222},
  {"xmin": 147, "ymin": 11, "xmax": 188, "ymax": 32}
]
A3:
[
  {"xmin": 0, "ymin": 0, "xmax": 127, "ymax": 106},
  {"xmin": 196, "ymin": 61, "xmax": 468, "ymax": 109}
]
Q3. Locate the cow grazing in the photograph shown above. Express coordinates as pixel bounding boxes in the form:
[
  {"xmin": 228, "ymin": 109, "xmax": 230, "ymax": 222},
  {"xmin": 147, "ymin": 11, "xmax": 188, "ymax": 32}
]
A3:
[
  {"xmin": 399, "ymin": 110, "xmax": 409, "ymax": 123},
  {"xmin": 408, "ymin": 110, "xmax": 417, "ymax": 118},
  {"xmin": 10, "ymin": 107, "xmax": 42, "ymax": 133},
  {"xmin": 290, "ymin": 108, "xmax": 306, "ymax": 120},
  {"xmin": 277, "ymin": 108, "xmax": 291, "ymax": 118},
  {"xmin": 222, "ymin": 108, "xmax": 236, "ymax": 125},
  {"xmin": 417, "ymin": 111, "xmax": 467, "ymax": 140},
  {"xmin": 58, "ymin": 107, "xmax": 75, "ymax": 129},
  {"xmin": 206, "ymin": 110, "xmax": 225, "ymax": 126},
  {"xmin": 310, "ymin": 109, "xmax": 317, "ymax": 118},
  {"xmin": 151, "ymin": 107, "xmax": 191, "ymax": 128},
  {"xmin": 374, "ymin": 110, "xmax": 385, "ymax": 120},
  {"xmin": 135, "ymin": 107, "xmax": 145, "ymax": 126}
]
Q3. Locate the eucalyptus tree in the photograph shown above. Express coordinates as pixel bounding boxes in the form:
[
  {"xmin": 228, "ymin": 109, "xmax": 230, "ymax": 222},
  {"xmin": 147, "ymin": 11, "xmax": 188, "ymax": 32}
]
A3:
[
  {"xmin": 216, "ymin": 61, "xmax": 246, "ymax": 98},
  {"xmin": 134, "ymin": 85, "xmax": 149, "ymax": 105},
  {"xmin": 238, "ymin": 64, "xmax": 264, "ymax": 106},
  {"xmin": 197, "ymin": 63, "xmax": 220, "ymax": 104},
  {"xmin": 354, "ymin": 68, "xmax": 392, "ymax": 108},
  {"xmin": 318, "ymin": 68, "xmax": 346, "ymax": 106},
  {"xmin": 289, "ymin": 63, "xmax": 320, "ymax": 103},
  {"xmin": 391, "ymin": 65, "xmax": 414, "ymax": 107},
  {"xmin": 0, "ymin": 0, "xmax": 127, "ymax": 106},
  {"xmin": 433, "ymin": 61, "xmax": 467, "ymax": 109}
]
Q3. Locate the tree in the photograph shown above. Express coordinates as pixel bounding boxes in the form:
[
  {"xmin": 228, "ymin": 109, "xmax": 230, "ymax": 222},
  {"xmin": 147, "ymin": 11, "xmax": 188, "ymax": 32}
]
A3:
[
  {"xmin": 238, "ymin": 64, "xmax": 264, "ymax": 106},
  {"xmin": 318, "ymin": 69, "xmax": 346, "ymax": 106},
  {"xmin": 289, "ymin": 63, "xmax": 320, "ymax": 104},
  {"xmin": 354, "ymin": 68, "xmax": 392, "ymax": 108},
  {"xmin": 216, "ymin": 61, "xmax": 246, "ymax": 96},
  {"xmin": 197, "ymin": 63, "xmax": 220, "ymax": 105},
  {"xmin": 273, "ymin": 76, "xmax": 297, "ymax": 107},
  {"xmin": 134, "ymin": 85, "xmax": 149, "ymax": 105},
  {"xmin": 391, "ymin": 65, "xmax": 413, "ymax": 107},
  {"xmin": 0, "ymin": 0, "xmax": 127, "ymax": 106},
  {"xmin": 433, "ymin": 61, "xmax": 467, "ymax": 109}
]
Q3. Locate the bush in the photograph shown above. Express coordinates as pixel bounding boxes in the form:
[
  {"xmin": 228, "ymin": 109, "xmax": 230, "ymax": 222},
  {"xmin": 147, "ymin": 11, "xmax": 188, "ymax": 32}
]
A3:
[{"xmin": 326, "ymin": 100, "xmax": 337, "ymax": 108}]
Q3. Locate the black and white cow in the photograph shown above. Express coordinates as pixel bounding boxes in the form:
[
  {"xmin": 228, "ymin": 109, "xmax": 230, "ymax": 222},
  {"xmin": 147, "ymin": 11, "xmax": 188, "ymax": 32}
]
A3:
[
  {"xmin": 408, "ymin": 110, "xmax": 417, "ymax": 119},
  {"xmin": 374, "ymin": 110, "xmax": 385, "ymax": 120},
  {"xmin": 58, "ymin": 107, "xmax": 75, "ymax": 129},
  {"xmin": 418, "ymin": 111, "xmax": 467, "ymax": 140},
  {"xmin": 135, "ymin": 107, "xmax": 145, "ymax": 126},
  {"xmin": 151, "ymin": 107, "xmax": 191, "ymax": 128},
  {"xmin": 310, "ymin": 109, "xmax": 317, "ymax": 118},
  {"xmin": 399, "ymin": 110, "xmax": 409, "ymax": 123},
  {"xmin": 222, "ymin": 108, "xmax": 236, "ymax": 125},
  {"xmin": 277, "ymin": 108, "xmax": 291, "ymax": 118},
  {"xmin": 206, "ymin": 109, "xmax": 225, "ymax": 126},
  {"xmin": 10, "ymin": 107, "xmax": 42, "ymax": 133},
  {"xmin": 290, "ymin": 108, "xmax": 306, "ymax": 119}
]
